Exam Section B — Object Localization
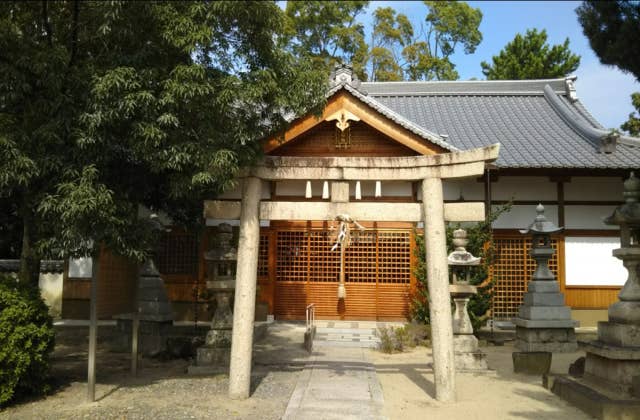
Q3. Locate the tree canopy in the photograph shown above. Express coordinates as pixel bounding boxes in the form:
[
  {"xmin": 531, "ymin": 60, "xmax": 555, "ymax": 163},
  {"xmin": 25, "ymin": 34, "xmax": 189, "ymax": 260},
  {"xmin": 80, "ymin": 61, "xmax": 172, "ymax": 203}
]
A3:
[
  {"xmin": 369, "ymin": 1, "xmax": 483, "ymax": 81},
  {"xmin": 284, "ymin": 1, "xmax": 369, "ymax": 80},
  {"xmin": 0, "ymin": 1, "xmax": 326, "ymax": 284},
  {"xmin": 481, "ymin": 29, "xmax": 580, "ymax": 80},
  {"xmin": 577, "ymin": 1, "xmax": 640, "ymax": 80},
  {"xmin": 577, "ymin": 1, "xmax": 640, "ymax": 134},
  {"xmin": 283, "ymin": 1, "xmax": 483, "ymax": 81}
]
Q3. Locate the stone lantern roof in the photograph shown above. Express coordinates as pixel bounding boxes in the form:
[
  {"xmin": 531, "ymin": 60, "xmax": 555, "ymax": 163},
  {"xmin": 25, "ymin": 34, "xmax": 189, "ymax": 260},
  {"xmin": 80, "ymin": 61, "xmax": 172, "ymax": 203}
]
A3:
[
  {"xmin": 519, "ymin": 204, "xmax": 563, "ymax": 235},
  {"xmin": 604, "ymin": 172, "xmax": 640, "ymax": 227}
]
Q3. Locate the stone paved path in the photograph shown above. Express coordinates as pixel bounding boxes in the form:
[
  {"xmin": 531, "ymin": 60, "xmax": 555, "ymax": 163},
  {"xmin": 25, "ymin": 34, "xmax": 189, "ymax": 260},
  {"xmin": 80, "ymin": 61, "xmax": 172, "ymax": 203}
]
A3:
[{"xmin": 282, "ymin": 346, "xmax": 386, "ymax": 420}]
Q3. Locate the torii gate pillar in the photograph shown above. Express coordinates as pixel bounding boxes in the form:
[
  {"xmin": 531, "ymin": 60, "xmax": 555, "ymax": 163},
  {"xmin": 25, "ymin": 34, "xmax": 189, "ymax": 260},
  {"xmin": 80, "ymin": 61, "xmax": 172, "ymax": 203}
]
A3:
[
  {"xmin": 228, "ymin": 177, "xmax": 261, "ymax": 399},
  {"xmin": 422, "ymin": 177, "xmax": 456, "ymax": 402}
]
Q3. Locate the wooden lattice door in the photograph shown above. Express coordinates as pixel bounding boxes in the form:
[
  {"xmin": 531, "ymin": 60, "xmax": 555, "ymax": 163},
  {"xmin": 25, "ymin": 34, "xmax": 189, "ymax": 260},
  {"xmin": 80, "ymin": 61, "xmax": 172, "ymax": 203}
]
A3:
[
  {"xmin": 491, "ymin": 234, "xmax": 562, "ymax": 320},
  {"xmin": 273, "ymin": 225, "xmax": 413, "ymax": 320}
]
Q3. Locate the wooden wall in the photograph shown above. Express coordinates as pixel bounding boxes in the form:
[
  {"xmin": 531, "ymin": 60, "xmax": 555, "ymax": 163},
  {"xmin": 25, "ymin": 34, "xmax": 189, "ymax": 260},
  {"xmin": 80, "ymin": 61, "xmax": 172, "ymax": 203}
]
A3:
[{"xmin": 269, "ymin": 120, "xmax": 419, "ymax": 157}]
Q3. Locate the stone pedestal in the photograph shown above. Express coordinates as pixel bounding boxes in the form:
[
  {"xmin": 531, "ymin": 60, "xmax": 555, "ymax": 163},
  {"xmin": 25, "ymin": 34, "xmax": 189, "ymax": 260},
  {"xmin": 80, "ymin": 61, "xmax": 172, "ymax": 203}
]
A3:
[
  {"xmin": 514, "ymin": 280, "xmax": 578, "ymax": 353},
  {"xmin": 116, "ymin": 259, "xmax": 173, "ymax": 356},
  {"xmin": 194, "ymin": 280, "xmax": 235, "ymax": 368},
  {"xmin": 449, "ymin": 284, "xmax": 489, "ymax": 370},
  {"xmin": 449, "ymin": 284, "xmax": 488, "ymax": 371},
  {"xmin": 582, "ymin": 247, "xmax": 640, "ymax": 394}
]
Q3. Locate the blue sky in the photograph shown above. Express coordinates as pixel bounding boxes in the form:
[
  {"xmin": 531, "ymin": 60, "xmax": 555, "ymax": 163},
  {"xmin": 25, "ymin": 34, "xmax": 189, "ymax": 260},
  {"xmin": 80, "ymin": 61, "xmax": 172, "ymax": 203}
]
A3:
[
  {"xmin": 365, "ymin": 1, "xmax": 639, "ymax": 130},
  {"xmin": 363, "ymin": 1, "xmax": 638, "ymax": 130}
]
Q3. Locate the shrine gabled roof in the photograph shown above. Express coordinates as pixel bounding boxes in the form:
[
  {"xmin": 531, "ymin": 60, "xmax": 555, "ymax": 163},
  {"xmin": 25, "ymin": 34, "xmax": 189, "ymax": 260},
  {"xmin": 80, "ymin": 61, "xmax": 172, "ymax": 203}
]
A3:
[{"xmin": 349, "ymin": 77, "xmax": 640, "ymax": 169}]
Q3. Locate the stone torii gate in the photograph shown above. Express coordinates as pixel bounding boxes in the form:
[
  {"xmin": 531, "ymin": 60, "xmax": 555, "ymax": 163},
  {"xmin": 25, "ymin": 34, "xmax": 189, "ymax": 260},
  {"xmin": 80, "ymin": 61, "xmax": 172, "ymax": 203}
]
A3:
[{"xmin": 203, "ymin": 144, "xmax": 499, "ymax": 402}]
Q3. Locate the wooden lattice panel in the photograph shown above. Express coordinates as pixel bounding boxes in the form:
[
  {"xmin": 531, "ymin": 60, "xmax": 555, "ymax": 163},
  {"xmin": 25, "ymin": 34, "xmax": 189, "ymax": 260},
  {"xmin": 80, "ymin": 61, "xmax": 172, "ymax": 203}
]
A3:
[
  {"xmin": 276, "ymin": 231, "xmax": 307, "ymax": 282},
  {"xmin": 309, "ymin": 231, "xmax": 340, "ymax": 282},
  {"xmin": 156, "ymin": 232, "xmax": 198, "ymax": 277},
  {"xmin": 274, "ymin": 226, "xmax": 413, "ymax": 320},
  {"xmin": 345, "ymin": 231, "xmax": 377, "ymax": 283},
  {"xmin": 258, "ymin": 232, "xmax": 269, "ymax": 277},
  {"xmin": 378, "ymin": 232, "xmax": 411, "ymax": 284},
  {"xmin": 491, "ymin": 236, "xmax": 560, "ymax": 319}
]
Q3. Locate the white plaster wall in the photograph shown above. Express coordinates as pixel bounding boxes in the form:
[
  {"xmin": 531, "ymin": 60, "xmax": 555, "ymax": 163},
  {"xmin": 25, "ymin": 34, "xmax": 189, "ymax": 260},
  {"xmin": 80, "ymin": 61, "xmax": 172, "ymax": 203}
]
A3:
[
  {"xmin": 491, "ymin": 204, "xmax": 558, "ymax": 229},
  {"xmin": 68, "ymin": 257, "xmax": 92, "ymax": 278},
  {"xmin": 39, "ymin": 272, "xmax": 63, "ymax": 318},
  {"xmin": 565, "ymin": 236, "xmax": 626, "ymax": 286},
  {"xmin": 564, "ymin": 177, "xmax": 624, "ymax": 201},
  {"xmin": 492, "ymin": 176, "xmax": 556, "ymax": 201},
  {"xmin": 442, "ymin": 178, "xmax": 484, "ymax": 201},
  {"xmin": 564, "ymin": 205, "xmax": 619, "ymax": 230}
]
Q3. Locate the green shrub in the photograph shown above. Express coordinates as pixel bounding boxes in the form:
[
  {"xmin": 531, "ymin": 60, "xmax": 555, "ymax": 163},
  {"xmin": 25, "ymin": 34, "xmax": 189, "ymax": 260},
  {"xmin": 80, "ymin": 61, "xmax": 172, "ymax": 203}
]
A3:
[
  {"xmin": 0, "ymin": 274, "xmax": 55, "ymax": 407},
  {"xmin": 411, "ymin": 203, "xmax": 512, "ymax": 333},
  {"xmin": 377, "ymin": 324, "xmax": 426, "ymax": 353},
  {"xmin": 377, "ymin": 326, "xmax": 395, "ymax": 354}
]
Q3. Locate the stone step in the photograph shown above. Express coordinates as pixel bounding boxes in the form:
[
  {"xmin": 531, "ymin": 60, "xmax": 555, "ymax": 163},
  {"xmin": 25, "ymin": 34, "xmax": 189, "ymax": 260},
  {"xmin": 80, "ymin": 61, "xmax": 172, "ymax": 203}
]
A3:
[
  {"xmin": 315, "ymin": 335, "xmax": 379, "ymax": 343},
  {"xmin": 316, "ymin": 327, "xmax": 378, "ymax": 335},
  {"xmin": 313, "ymin": 340, "xmax": 379, "ymax": 349}
]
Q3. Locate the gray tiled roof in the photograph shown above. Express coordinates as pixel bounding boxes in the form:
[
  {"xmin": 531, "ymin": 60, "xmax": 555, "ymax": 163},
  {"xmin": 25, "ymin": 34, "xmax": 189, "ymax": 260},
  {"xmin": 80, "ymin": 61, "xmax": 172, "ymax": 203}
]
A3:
[{"xmin": 354, "ymin": 78, "xmax": 640, "ymax": 169}]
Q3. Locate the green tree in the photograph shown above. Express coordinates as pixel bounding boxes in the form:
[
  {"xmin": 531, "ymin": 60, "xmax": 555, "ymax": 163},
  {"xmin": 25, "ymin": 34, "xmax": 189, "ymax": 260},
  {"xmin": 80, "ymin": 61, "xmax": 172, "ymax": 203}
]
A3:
[
  {"xmin": 577, "ymin": 1, "xmax": 640, "ymax": 135},
  {"xmin": 369, "ymin": 2, "xmax": 482, "ymax": 81},
  {"xmin": 284, "ymin": 1, "xmax": 369, "ymax": 80},
  {"xmin": 481, "ymin": 29, "xmax": 580, "ymax": 80},
  {"xmin": 621, "ymin": 93, "xmax": 640, "ymax": 136},
  {"xmin": 0, "ymin": 1, "xmax": 326, "ymax": 285},
  {"xmin": 284, "ymin": 1, "xmax": 482, "ymax": 82}
]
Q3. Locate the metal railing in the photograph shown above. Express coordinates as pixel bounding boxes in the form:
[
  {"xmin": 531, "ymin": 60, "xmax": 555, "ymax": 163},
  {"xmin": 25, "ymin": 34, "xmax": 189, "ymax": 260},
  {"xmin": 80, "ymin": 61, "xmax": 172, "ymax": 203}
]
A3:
[{"xmin": 306, "ymin": 303, "xmax": 315, "ymax": 332}]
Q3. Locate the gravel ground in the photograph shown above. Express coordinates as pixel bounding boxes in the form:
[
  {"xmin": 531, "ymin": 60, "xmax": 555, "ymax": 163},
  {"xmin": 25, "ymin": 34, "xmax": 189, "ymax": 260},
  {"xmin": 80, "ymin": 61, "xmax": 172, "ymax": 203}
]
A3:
[{"xmin": 0, "ymin": 323, "xmax": 309, "ymax": 420}]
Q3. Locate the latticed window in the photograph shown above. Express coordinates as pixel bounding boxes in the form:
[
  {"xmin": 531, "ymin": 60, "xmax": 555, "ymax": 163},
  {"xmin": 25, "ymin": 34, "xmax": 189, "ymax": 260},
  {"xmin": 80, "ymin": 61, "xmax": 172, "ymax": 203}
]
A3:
[
  {"xmin": 491, "ymin": 235, "xmax": 560, "ymax": 319},
  {"xmin": 258, "ymin": 232, "xmax": 269, "ymax": 277},
  {"xmin": 156, "ymin": 231, "xmax": 199, "ymax": 276},
  {"xmin": 275, "ymin": 228, "xmax": 411, "ymax": 284}
]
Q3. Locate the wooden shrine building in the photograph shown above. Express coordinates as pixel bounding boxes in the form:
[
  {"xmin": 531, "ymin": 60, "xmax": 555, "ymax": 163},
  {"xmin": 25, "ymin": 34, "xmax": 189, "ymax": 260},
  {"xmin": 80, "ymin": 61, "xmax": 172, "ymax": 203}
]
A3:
[{"xmin": 62, "ymin": 65, "xmax": 640, "ymax": 329}]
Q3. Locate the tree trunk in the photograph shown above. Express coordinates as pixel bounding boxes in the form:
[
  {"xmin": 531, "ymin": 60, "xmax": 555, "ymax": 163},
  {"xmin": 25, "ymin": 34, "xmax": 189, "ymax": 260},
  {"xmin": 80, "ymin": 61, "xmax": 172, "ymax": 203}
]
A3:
[{"xmin": 19, "ymin": 210, "xmax": 40, "ymax": 287}]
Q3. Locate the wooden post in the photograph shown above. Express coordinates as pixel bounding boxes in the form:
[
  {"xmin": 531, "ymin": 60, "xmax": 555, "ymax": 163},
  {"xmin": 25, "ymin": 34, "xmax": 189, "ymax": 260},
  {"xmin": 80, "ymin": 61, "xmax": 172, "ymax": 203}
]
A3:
[
  {"xmin": 87, "ymin": 252, "xmax": 99, "ymax": 402},
  {"xmin": 421, "ymin": 177, "xmax": 456, "ymax": 402}
]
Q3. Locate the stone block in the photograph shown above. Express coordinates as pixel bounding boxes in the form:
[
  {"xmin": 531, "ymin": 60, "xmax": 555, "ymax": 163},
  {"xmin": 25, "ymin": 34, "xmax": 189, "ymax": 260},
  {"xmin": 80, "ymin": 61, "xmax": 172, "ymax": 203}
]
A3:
[
  {"xmin": 515, "ymin": 339, "xmax": 577, "ymax": 353},
  {"xmin": 138, "ymin": 301, "xmax": 173, "ymax": 317},
  {"xmin": 512, "ymin": 351, "xmax": 551, "ymax": 375},
  {"xmin": 205, "ymin": 328, "xmax": 232, "ymax": 347},
  {"xmin": 583, "ymin": 340, "xmax": 640, "ymax": 361},
  {"xmin": 598, "ymin": 322, "xmax": 640, "ymax": 347},
  {"xmin": 518, "ymin": 306, "xmax": 571, "ymax": 320},
  {"xmin": 608, "ymin": 301, "xmax": 640, "ymax": 324},
  {"xmin": 522, "ymin": 292, "xmax": 566, "ymax": 307},
  {"xmin": 545, "ymin": 374, "xmax": 640, "ymax": 420},
  {"xmin": 527, "ymin": 281, "xmax": 560, "ymax": 293},
  {"xmin": 516, "ymin": 327, "xmax": 576, "ymax": 343},
  {"xmin": 585, "ymin": 352, "xmax": 640, "ymax": 393},
  {"xmin": 513, "ymin": 318, "xmax": 578, "ymax": 328},
  {"xmin": 196, "ymin": 345, "xmax": 231, "ymax": 366},
  {"xmin": 455, "ymin": 352, "xmax": 489, "ymax": 371},
  {"xmin": 453, "ymin": 335, "xmax": 479, "ymax": 353}
]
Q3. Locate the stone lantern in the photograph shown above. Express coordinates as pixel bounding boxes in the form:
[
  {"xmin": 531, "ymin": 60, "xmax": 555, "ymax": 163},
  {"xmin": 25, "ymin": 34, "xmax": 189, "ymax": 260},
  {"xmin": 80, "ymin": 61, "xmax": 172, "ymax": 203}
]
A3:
[
  {"xmin": 194, "ymin": 223, "xmax": 237, "ymax": 368},
  {"xmin": 513, "ymin": 204, "xmax": 577, "ymax": 374},
  {"xmin": 581, "ymin": 172, "xmax": 640, "ymax": 393},
  {"xmin": 447, "ymin": 228, "xmax": 488, "ymax": 370}
]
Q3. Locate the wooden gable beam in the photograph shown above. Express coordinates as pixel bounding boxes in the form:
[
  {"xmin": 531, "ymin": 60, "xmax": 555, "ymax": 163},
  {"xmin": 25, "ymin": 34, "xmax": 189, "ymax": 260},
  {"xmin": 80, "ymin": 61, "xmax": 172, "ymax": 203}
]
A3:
[{"xmin": 263, "ymin": 91, "xmax": 448, "ymax": 156}]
